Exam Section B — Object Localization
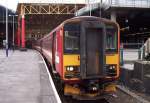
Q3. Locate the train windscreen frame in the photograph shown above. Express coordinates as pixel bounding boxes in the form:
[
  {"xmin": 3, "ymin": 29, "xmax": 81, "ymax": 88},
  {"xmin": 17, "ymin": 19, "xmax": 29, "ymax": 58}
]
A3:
[
  {"xmin": 106, "ymin": 25, "xmax": 118, "ymax": 53},
  {"xmin": 64, "ymin": 23, "xmax": 80, "ymax": 54}
]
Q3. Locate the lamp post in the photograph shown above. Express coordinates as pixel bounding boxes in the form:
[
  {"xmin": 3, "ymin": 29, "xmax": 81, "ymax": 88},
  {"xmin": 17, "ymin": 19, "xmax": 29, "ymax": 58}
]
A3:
[
  {"xmin": 87, "ymin": 0, "xmax": 91, "ymax": 16},
  {"xmin": 9, "ymin": 15, "xmax": 18, "ymax": 51},
  {"xmin": 6, "ymin": 3, "xmax": 8, "ymax": 57},
  {"xmin": 99, "ymin": 0, "xmax": 102, "ymax": 17}
]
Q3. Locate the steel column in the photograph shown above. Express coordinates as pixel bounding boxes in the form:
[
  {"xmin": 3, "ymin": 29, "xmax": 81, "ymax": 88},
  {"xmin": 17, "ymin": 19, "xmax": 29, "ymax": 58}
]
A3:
[
  {"xmin": 17, "ymin": 17, "xmax": 21, "ymax": 47},
  {"xmin": 6, "ymin": 3, "xmax": 8, "ymax": 57},
  {"xmin": 12, "ymin": 16, "xmax": 14, "ymax": 50},
  {"xmin": 21, "ymin": 15, "xmax": 25, "ymax": 48}
]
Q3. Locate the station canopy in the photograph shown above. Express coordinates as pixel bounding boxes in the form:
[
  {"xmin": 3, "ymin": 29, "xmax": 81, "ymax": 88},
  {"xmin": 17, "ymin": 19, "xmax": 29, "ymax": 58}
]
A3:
[
  {"xmin": 16, "ymin": 0, "xmax": 85, "ymax": 48},
  {"xmin": 19, "ymin": 0, "xmax": 86, "ymax": 4}
]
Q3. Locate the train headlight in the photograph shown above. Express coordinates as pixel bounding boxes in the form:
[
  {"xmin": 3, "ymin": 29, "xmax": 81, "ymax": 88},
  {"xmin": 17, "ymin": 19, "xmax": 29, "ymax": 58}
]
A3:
[
  {"xmin": 70, "ymin": 67, "xmax": 74, "ymax": 71},
  {"xmin": 65, "ymin": 66, "xmax": 80, "ymax": 78},
  {"xmin": 66, "ymin": 66, "xmax": 74, "ymax": 71},
  {"xmin": 108, "ymin": 65, "xmax": 116, "ymax": 70},
  {"xmin": 106, "ymin": 64, "xmax": 117, "ymax": 76},
  {"xmin": 66, "ymin": 66, "xmax": 80, "ymax": 72},
  {"xmin": 109, "ymin": 66, "xmax": 113, "ymax": 69},
  {"xmin": 66, "ymin": 67, "xmax": 70, "ymax": 71},
  {"xmin": 112, "ymin": 65, "xmax": 115, "ymax": 69}
]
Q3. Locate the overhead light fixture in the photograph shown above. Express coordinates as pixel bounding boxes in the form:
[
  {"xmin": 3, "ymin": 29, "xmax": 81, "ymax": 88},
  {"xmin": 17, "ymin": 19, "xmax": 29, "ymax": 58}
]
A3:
[{"xmin": 125, "ymin": 19, "xmax": 128, "ymax": 23}]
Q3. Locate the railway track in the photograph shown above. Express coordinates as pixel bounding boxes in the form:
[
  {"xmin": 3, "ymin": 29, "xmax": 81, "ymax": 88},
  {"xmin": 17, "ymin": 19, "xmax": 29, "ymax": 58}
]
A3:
[
  {"xmin": 59, "ymin": 94, "xmax": 110, "ymax": 103},
  {"xmin": 55, "ymin": 81, "xmax": 150, "ymax": 103},
  {"xmin": 53, "ymin": 74, "xmax": 110, "ymax": 103}
]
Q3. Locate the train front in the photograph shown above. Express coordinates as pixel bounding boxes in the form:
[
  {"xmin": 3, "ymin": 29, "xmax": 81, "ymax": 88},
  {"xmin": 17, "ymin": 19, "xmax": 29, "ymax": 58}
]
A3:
[{"xmin": 61, "ymin": 17, "xmax": 120, "ymax": 99}]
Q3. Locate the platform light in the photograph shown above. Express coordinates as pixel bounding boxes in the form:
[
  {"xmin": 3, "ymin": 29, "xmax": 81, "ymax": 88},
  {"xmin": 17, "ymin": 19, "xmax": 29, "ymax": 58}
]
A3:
[
  {"xmin": 5, "ymin": 0, "xmax": 8, "ymax": 57},
  {"xmin": 125, "ymin": 19, "xmax": 128, "ymax": 23}
]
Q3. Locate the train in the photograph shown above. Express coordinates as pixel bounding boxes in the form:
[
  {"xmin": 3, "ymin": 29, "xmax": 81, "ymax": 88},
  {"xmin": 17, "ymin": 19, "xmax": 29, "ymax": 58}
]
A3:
[{"xmin": 34, "ymin": 16, "xmax": 120, "ymax": 100}]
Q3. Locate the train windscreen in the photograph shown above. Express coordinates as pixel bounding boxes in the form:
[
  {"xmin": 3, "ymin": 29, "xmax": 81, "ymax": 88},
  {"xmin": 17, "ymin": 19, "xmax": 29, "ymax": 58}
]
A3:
[
  {"xmin": 106, "ymin": 25, "xmax": 118, "ymax": 52},
  {"xmin": 64, "ymin": 23, "xmax": 80, "ymax": 53}
]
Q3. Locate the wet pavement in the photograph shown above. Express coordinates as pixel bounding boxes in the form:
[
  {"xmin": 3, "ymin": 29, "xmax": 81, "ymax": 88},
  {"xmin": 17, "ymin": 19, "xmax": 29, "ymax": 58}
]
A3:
[{"xmin": 0, "ymin": 49, "xmax": 60, "ymax": 103}]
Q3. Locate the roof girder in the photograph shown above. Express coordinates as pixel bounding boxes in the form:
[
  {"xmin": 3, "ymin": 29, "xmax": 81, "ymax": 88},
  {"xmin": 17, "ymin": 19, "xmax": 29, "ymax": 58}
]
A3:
[{"xmin": 18, "ymin": 4, "xmax": 84, "ymax": 15}]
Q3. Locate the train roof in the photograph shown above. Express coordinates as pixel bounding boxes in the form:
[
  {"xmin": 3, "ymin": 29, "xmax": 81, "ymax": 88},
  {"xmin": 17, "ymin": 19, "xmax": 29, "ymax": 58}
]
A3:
[
  {"xmin": 41, "ymin": 16, "xmax": 119, "ymax": 40},
  {"xmin": 62, "ymin": 16, "xmax": 119, "ymax": 26}
]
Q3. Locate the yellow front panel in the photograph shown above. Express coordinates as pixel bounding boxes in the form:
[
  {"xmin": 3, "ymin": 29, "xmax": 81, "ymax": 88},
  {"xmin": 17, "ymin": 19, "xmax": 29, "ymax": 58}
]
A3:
[
  {"xmin": 106, "ymin": 54, "xmax": 120, "ymax": 78},
  {"xmin": 63, "ymin": 54, "xmax": 80, "ymax": 66},
  {"xmin": 63, "ymin": 54, "xmax": 119, "ymax": 66},
  {"xmin": 63, "ymin": 54, "xmax": 119, "ymax": 79},
  {"xmin": 106, "ymin": 54, "xmax": 119, "ymax": 64},
  {"xmin": 63, "ymin": 54, "xmax": 80, "ymax": 80}
]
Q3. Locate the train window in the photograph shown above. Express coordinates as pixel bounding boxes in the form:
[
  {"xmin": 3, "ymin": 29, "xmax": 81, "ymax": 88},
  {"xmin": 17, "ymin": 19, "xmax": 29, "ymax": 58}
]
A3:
[
  {"xmin": 106, "ymin": 25, "xmax": 118, "ymax": 52},
  {"xmin": 64, "ymin": 23, "xmax": 80, "ymax": 53}
]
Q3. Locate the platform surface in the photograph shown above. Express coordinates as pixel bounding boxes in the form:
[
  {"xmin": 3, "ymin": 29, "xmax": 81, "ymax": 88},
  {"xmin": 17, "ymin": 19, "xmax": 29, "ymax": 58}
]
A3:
[{"xmin": 0, "ymin": 49, "xmax": 60, "ymax": 103}]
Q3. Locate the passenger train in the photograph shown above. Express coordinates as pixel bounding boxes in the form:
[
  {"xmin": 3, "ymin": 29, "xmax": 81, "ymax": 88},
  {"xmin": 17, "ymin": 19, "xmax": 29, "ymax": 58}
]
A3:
[{"xmin": 34, "ymin": 16, "xmax": 120, "ymax": 99}]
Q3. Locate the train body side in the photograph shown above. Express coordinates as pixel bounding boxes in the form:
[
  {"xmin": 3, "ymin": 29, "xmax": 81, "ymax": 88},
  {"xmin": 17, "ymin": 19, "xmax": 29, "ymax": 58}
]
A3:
[{"xmin": 38, "ymin": 28, "xmax": 64, "ymax": 77}]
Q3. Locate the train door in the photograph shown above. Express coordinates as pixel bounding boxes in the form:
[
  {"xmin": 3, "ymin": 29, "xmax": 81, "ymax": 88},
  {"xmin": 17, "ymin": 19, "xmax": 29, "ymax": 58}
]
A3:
[
  {"xmin": 80, "ymin": 21, "xmax": 106, "ymax": 79},
  {"xmin": 40, "ymin": 40, "xmax": 43, "ymax": 52}
]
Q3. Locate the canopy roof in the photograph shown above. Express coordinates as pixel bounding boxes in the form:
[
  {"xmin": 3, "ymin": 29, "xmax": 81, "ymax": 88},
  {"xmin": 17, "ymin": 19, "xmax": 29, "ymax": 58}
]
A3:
[{"xmin": 19, "ymin": 0, "xmax": 86, "ymax": 4}]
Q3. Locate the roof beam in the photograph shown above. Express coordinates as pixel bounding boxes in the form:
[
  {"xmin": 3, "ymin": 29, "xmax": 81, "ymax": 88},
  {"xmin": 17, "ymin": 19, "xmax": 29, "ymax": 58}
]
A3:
[{"xmin": 18, "ymin": 4, "xmax": 84, "ymax": 15}]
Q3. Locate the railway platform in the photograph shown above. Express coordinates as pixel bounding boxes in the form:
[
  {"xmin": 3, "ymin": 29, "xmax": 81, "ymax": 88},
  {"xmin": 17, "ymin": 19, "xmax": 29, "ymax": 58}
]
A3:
[{"xmin": 0, "ymin": 49, "xmax": 61, "ymax": 103}]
